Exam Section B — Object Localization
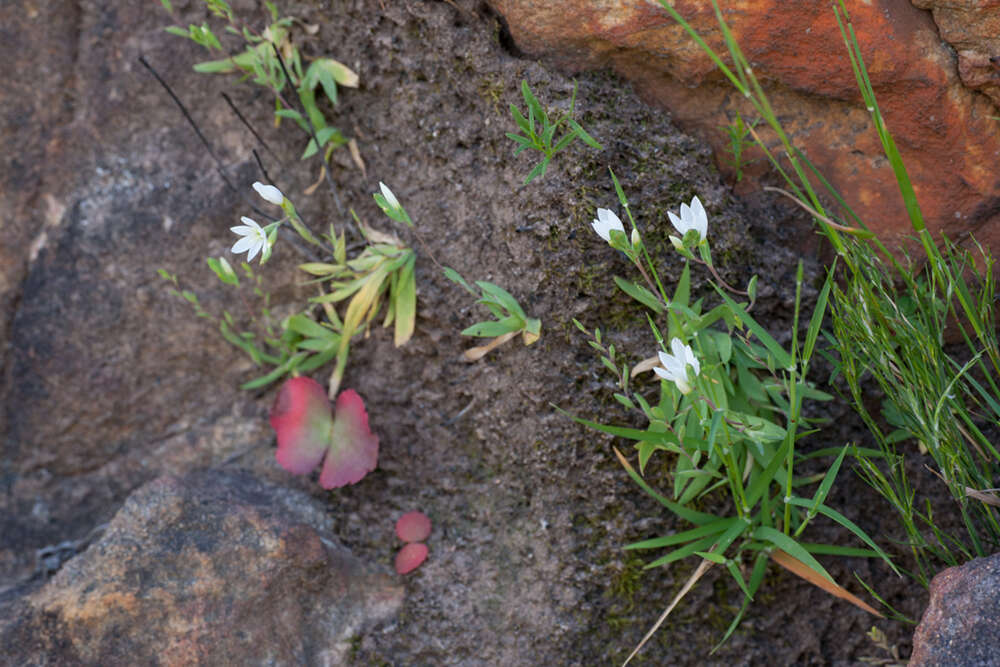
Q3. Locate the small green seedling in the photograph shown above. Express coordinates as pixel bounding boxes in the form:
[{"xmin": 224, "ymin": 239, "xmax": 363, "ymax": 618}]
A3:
[
  {"xmin": 303, "ymin": 207, "xmax": 416, "ymax": 398},
  {"xmin": 163, "ymin": 0, "xmax": 358, "ymax": 164},
  {"xmin": 443, "ymin": 268, "xmax": 541, "ymax": 360},
  {"xmin": 720, "ymin": 113, "xmax": 760, "ymax": 182},
  {"xmin": 506, "ymin": 80, "xmax": 603, "ymax": 184}
]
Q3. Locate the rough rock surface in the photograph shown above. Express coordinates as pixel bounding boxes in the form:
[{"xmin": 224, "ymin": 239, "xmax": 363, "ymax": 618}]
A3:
[
  {"xmin": 488, "ymin": 0, "xmax": 1000, "ymax": 250},
  {"xmin": 909, "ymin": 553, "xmax": 1000, "ymax": 667},
  {"xmin": 913, "ymin": 0, "xmax": 1000, "ymax": 109},
  {"xmin": 0, "ymin": 469, "xmax": 403, "ymax": 666}
]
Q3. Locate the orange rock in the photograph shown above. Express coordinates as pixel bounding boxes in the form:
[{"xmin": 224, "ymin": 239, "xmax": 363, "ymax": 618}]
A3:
[{"xmin": 490, "ymin": 0, "xmax": 1000, "ymax": 251}]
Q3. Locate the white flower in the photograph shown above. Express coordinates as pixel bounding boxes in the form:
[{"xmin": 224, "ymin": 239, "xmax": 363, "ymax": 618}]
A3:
[
  {"xmin": 230, "ymin": 216, "xmax": 270, "ymax": 263},
  {"xmin": 591, "ymin": 208, "xmax": 625, "ymax": 242},
  {"xmin": 654, "ymin": 338, "xmax": 701, "ymax": 394},
  {"xmin": 253, "ymin": 181, "xmax": 284, "ymax": 206},
  {"xmin": 668, "ymin": 195, "xmax": 708, "ymax": 242},
  {"xmin": 379, "ymin": 182, "xmax": 400, "ymax": 210}
]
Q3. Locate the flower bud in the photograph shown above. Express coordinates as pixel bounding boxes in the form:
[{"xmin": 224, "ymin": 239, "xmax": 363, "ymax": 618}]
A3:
[{"xmin": 253, "ymin": 181, "xmax": 284, "ymax": 206}]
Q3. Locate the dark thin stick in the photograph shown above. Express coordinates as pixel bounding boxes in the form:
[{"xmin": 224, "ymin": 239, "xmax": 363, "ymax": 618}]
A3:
[
  {"xmin": 138, "ymin": 55, "xmax": 270, "ymax": 219},
  {"xmin": 269, "ymin": 43, "xmax": 344, "ymax": 215},
  {"xmin": 252, "ymin": 149, "xmax": 276, "ymax": 188},
  {"xmin": 222, "ymin": 91, "xmax": 280, "ymax": 163}
]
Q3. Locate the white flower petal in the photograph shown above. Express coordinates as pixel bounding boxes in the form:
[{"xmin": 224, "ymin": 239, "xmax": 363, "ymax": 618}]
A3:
[
  {"xmin": 592, "ymin": 208, "xmax": 624, "ymax": 242},
  {"xmin": 232, "ymin": 236, "xmax": 256, "ymax": 254},
  {"xmin": 253, "ymin": 181, "xmax": 284, "ymax": 206},
  {"xmin": 240, "ymin": 216, "xmax": 263, "ymax": 232},
  {"xmin": 690, "ymin": 196, "xmax": 707, "ymax": 239},
  {"xmin": 668, "ymin": 210, "xmax": 687, "ymax": 236},
  {"xmin": 245, "ymin": 241, "xmax": 261, "ymax": 263},
  {"xmin": 379, "ymin": 182, "xmax": 400, "ymax": 210}
]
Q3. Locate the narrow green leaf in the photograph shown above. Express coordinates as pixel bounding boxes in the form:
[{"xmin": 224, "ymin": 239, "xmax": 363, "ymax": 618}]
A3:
[
  {"xmin": 752, "ymin": 526, "xmax": 834, "ymax": 583},
  {"xmin": 625, "ymin": 517, "xmax": 737, "ymax": 551},
  {"xmin": 644, "ymin": 534, "xmax": 720, "ymax": 569},
  {"xmin": 461, "ymin": 315, "xmax": 523, "ymax": 338},
  {"xmin": 786, "ymin": 497, "xmax": 898, "ymax": 574},
  {"xmin": 568, "ymin": 118, "xmax": 603, "ymax": 149},
  {"xmin": 614, "ymin": 276, "xmax": 665, "ymax": 313},
  {"xmin": 716, "ymin": 287, "xmax": 795, "ymax": 371},
  {"xmin": 393, "ymin": 254, "xmax": 416, "ymax": 346},
  {"xmin": 475, "ymin": 281, "xmax": 526, "ymax": 319},
  {"xmin": 612, "ymin": 447, "xmax": 717, "ymax": 525},
  {"xmin": 744, "ymin": 437, "xmax": 791, "ymax": 508}
]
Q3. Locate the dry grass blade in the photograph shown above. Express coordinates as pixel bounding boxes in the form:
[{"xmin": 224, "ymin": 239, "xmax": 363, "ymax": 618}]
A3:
[
  {"xmin": 463, "ymin": 331, "xmax": 519, "ymax": 361},
  {"xmin": 622, "ymin": 557, "xmax": 715, "ymax": 666},
  {"xmin": 965, "ymin": 487, "xmax": 1000, "ymax": 507},
  {"xmin": 630, "ymin": 355, "xmax": 660, "ymax": 377},
  {"xmin": 348, "ymin": 138, "xmax": 367, "ymax": 178},
  {"xmin": 762, "ymin": 186, "xmax": 862, "ymax": 234},
  {"xmin": 770, "ymin": 549, "xmax": 883, "ymax": 617}
]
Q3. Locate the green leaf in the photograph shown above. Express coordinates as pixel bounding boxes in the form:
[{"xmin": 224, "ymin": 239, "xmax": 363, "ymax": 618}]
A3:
[
  {"xmin": 393, "ymin": 254, "xmax": 416, "ymax": 346},
  {"xmin": 475, "ymin": 281, "xmax": 526, "ymax": 319},
  {"xmin": 614, "ymin": 276, "xmax": 665, "ymax": 313},
  {"xmin": 240, "ymin": 352, "xmax": 307, "ymax": 390},
  {"xmin": 752, "ymin": 525, "xmax": 834, "ymax": 583},
  {"xmin": 744, "ymin": 437, "xmax": 791, "ymax": 508},
  {"xmin": 461, "ymin": 315, "xmax": 523, "ymax": 338},
  {"xmin": 521, "ymin": 80, "xmax": 547, "ymax": 129},
  {"xmin": 807, "ymin": 443, "xmax": 848, "ymax": 517},
  {"xmin": 297, "ymin": 337, "xmax": 338, "ymax": 352},
  {"xmin": 193, "ymin": 58, "xmax": 237, "ymax": 73},
  {"xmin": 786, "ymin": 497, "xmax": 898, "ymax": 574},
  {"xmin": 509, "ymin": 103, "xmax": 531, "ymax": 135},
  {"xmin": 625, "ymin": 517, "xmax": 738, "ymax": 550},
  {"xmin": 612, "ymin": 446, "xmax": 717, "ymax": 525},
  {"xmin": 716, "ymin": 552, "xmax": 769, "ymax": 648},
  {"xmin": 523, "ymin": 159, "xmax": 548, "ymax": 184},
  {"xmin": 286, "ymin": 314, "xmax": 337, "ymax": 340},
  {"xmin": 716, "ymin": 287, "xmax": 796, "ymax": 371},
  {"xmin": 552, "ymin": 128, "xmax": 579, "ymax": 153},
  {"xmin": 296, "ymin": 346, "xmax": 338, "ymax": 373},
  {"xmin": 803, "ymin": 268, "xmax": 833, "ymax": 363},
  {"xmin": 644, "ymin": 534, "xmax": 720, "ymax": 569},
  {"xmin": 567, "ymin": 118, "xmax": 603, "ymax": 150},
  {"xmin": 609, "ymin": 167, "xmax": 629, "ymax": 210}
]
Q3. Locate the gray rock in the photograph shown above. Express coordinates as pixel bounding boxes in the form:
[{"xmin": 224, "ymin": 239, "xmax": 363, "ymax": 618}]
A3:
[
  {"xmin": 0, "ymin": 469, "xmax": 403, "ymax": 666},
  {"xmin": 910, "ymin": 553, "xmax": 1000, "ymax": 666}
]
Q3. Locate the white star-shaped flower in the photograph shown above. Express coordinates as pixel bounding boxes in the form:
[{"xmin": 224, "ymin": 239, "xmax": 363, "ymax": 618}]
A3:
[
  {"xmin": 253, "ymin": 181, "xmax": 284, "ymax": 206},
  {"xmin": 654, "ymin": 338, "xmax": 701, "ymax": 394},
  {"xmin": 230, "ymin": 216, "xmax": 270, "ymax": 263},
  {"xmin": 668, "ymin": 195, "xmax": 708, "ymax": 242},
  {"xmin": 591, "ymin": 208, "xmax": 625, "ymax": 242}
]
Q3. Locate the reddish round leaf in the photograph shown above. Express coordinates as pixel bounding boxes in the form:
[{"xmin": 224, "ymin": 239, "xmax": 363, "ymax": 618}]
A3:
[
  {"xmin": 395, "ymin": 511, "xmax": 432, "ymax": 543},
  {"xmin": 395, "ymin": 542, "xmax": 428, "ymax": 575},
  {"xmin": 271, "ymin": 377, "xmax": 333, "ymax": 475}
]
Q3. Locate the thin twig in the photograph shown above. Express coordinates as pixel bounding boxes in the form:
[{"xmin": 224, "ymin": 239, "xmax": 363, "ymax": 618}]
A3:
[
  {"xmin": 138, "ymin": 55, "xmax": 270, "ymax": 219},
  {"xmin": 252, "ymin": 149, "xmax": 276, "ymax": 187},
  {"xmin": 222, "ymin": 91, "xmax": 280, "ymax": 163}
]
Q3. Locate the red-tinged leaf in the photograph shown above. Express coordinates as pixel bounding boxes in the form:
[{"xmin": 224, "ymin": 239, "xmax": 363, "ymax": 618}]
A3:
[
  {"xmin": 317, "ymin": 389, "xmax": 379, "ymax": 488},
  {"xmin": 271, "ymin": 377, "xmax": 333, "ymax": 474},
  {"xmin": 396, "ymin": 511, "xmax": 432, "ymax": 543},
  {"xmin": 395, "ymin": 542, "xmax": 428, "ymax": 575}
]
